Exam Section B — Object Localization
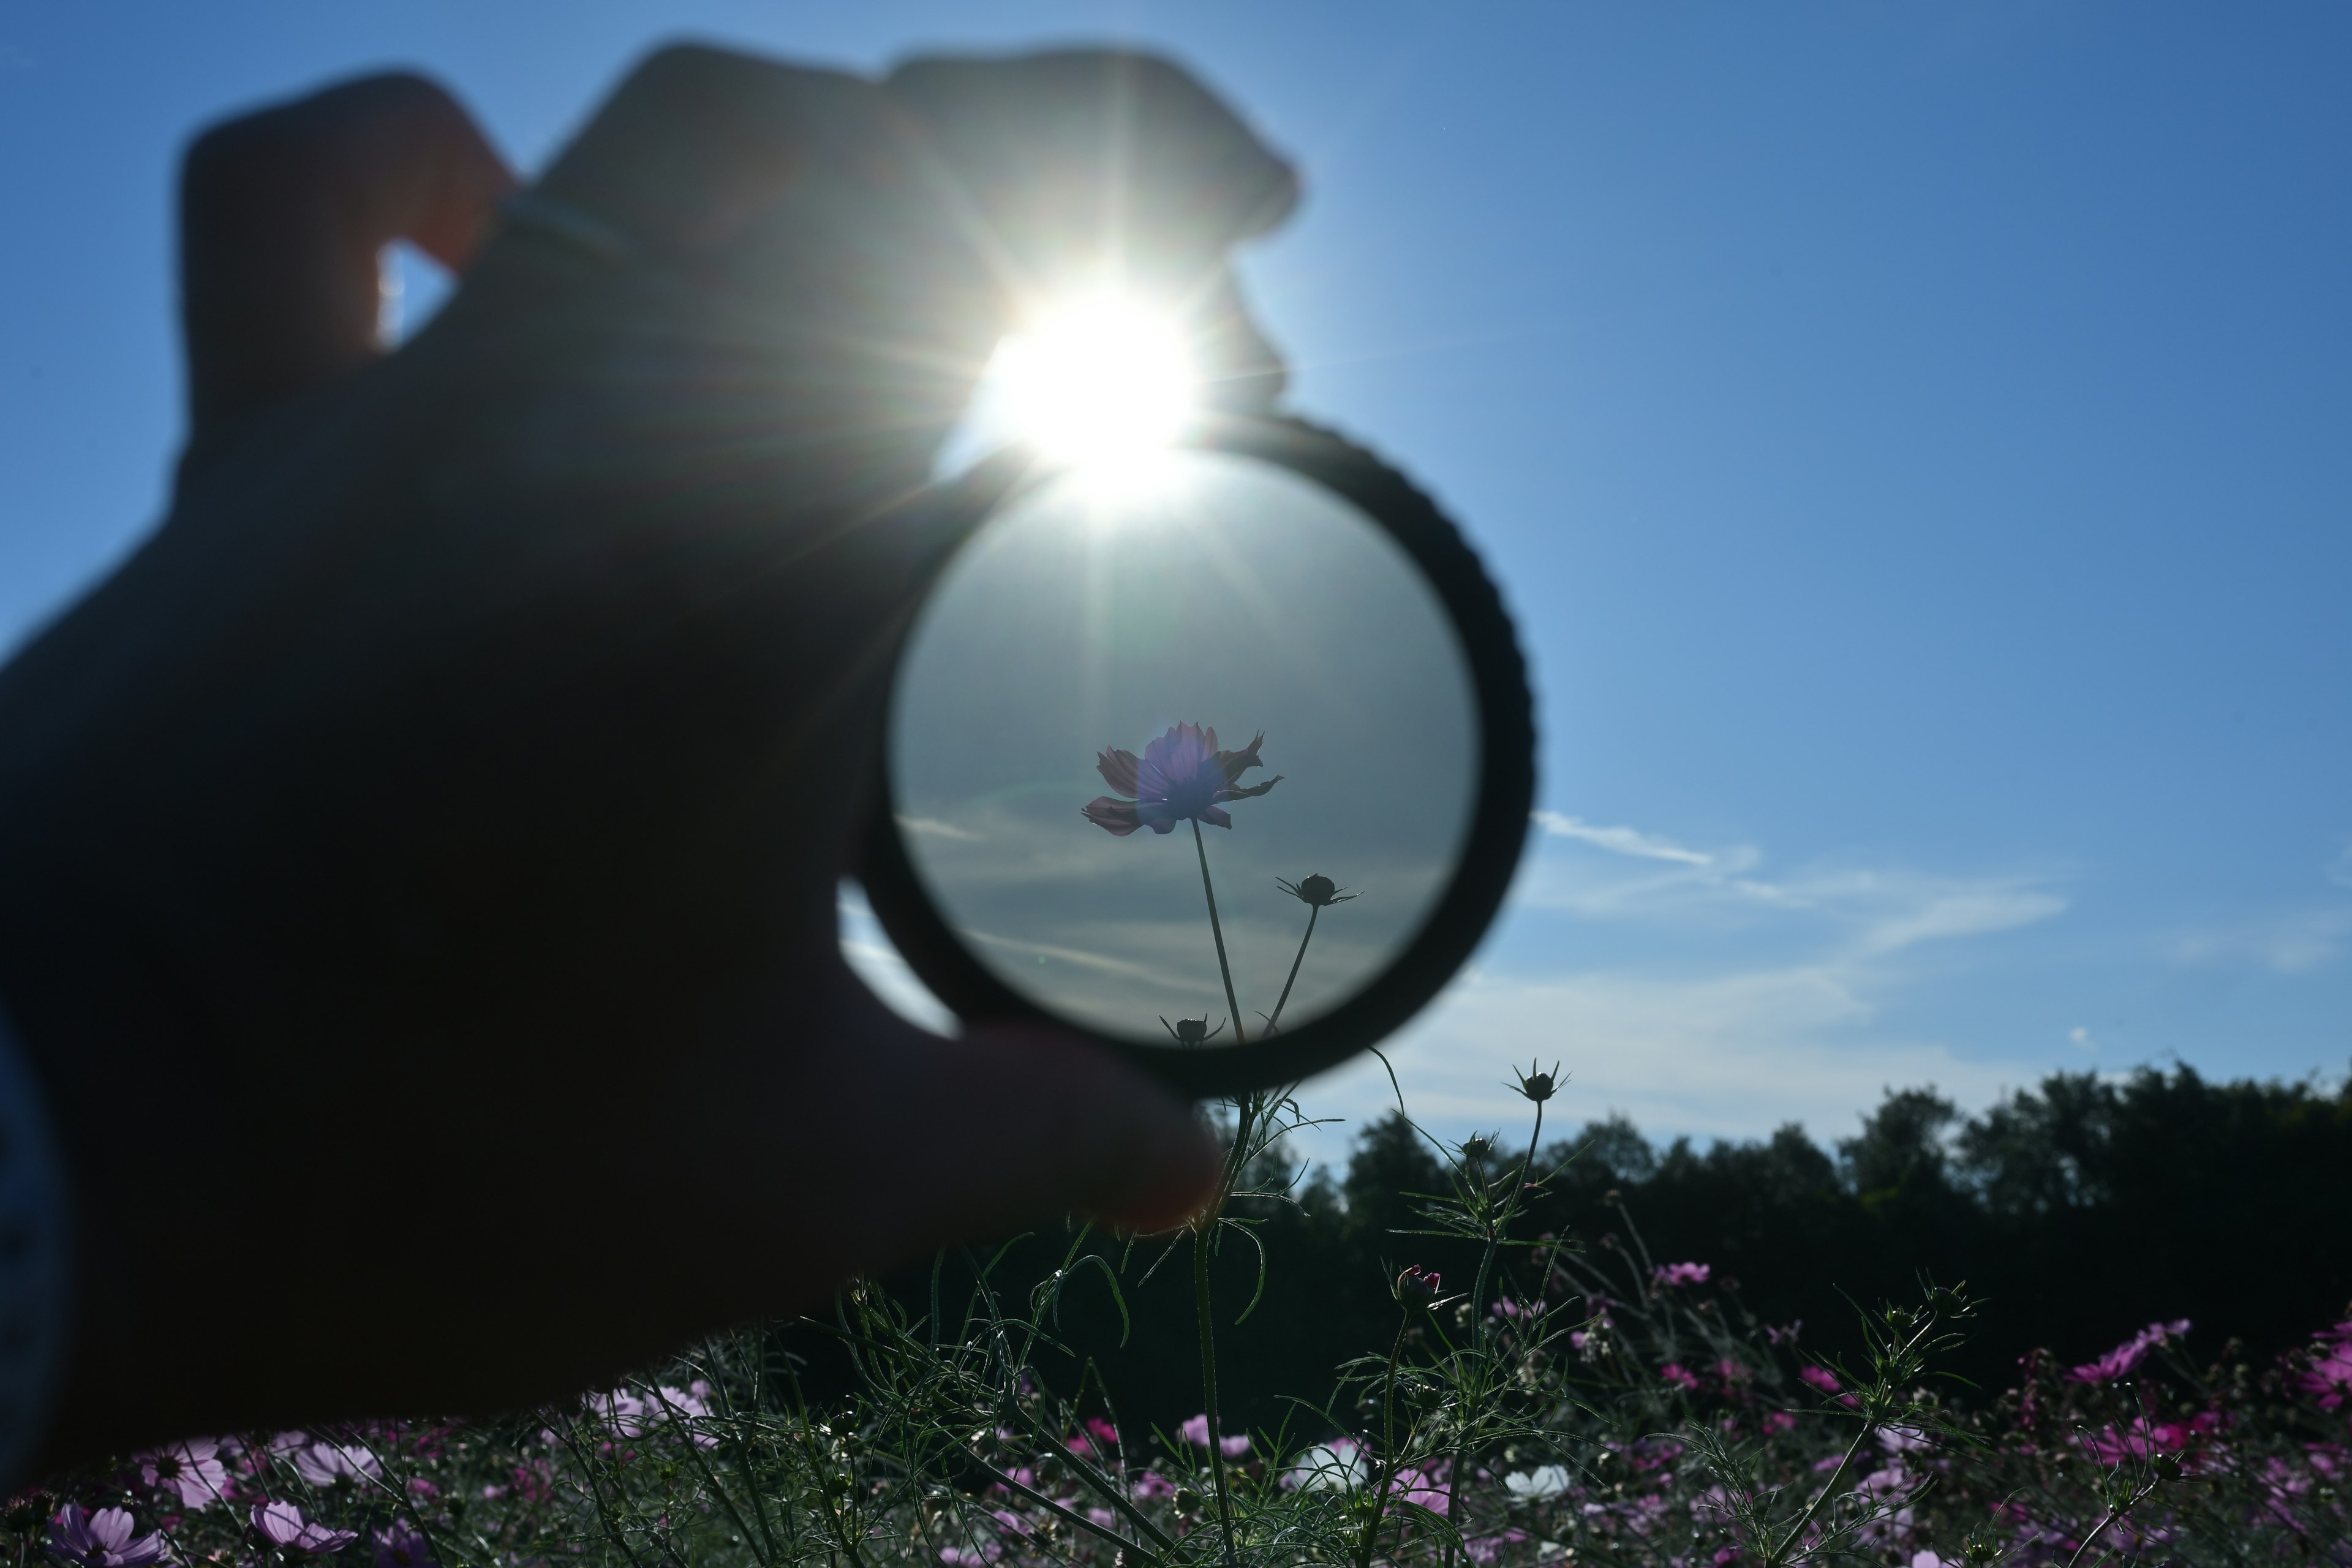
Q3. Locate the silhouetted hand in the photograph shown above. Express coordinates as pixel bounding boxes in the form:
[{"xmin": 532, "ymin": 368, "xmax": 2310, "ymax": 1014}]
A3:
[{"xmin": 0, "ymin": 42, "xmax": 1297, "ymax": 1466}]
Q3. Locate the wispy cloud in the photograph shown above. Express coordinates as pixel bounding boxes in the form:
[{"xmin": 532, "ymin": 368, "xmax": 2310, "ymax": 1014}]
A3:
[
  {"xmin": 897, "ymin": 815, "xmax": 984, "ymax": 843},
  {"xmin": 2171, "ymin": 909, "xmax": 2351, "ymax": 975},
  {"xmin": 1282, "ymin": 812, "xmax": 2070, "ymax": 1159},
  {"xmin": 840, "ymin": 811, "xmax": 2074, "ymax": 1159},
  {"xmin": 1532, "ymin": 811, "xmax": 1717, "ymax": 867}
]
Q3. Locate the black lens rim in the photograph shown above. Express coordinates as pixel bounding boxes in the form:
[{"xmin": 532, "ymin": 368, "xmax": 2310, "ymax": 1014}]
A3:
[{"xmin": 859, "ymin": 413, "xmax": 1535, "ymax": 1098}]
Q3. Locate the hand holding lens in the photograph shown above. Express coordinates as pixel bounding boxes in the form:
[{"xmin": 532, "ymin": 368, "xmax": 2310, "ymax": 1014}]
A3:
[{"xmin": 862, "ymin": 303, "xmax": 1536, "ymax": 1097}]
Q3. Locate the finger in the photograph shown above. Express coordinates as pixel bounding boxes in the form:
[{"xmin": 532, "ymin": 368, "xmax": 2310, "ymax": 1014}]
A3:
[
  {"xmin": 793, "ymin": 1001, "xmax": 1221, "ymax": 1276},
  {"xmin": 518, "ymin": 45, "xmax": 997, "ymax": 489},
  {"xmin": 181, "ymin": 72, "xmax": 514, "ymax": 440},
  {"xmin": 884, "ymin": 49, "xmax": 1300, "ymax": 304},
  {"xmin": 1192, "ymin": 265, "xmax": 1289, "ymax": 414}
]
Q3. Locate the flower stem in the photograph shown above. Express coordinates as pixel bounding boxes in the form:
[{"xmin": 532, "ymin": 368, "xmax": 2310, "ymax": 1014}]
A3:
[
  {"xmin": 1191, "ymin": 817, "xmax": 1247, "ymax": 1046},
  {"xmin": 1193, "ymin": 1223, "xmax": 1239, "ymax": 1564},
  {"xmin": 1264, "ymin": 903, "xmax": 1322, "ymax": 1035},
  {"xmin": 1354, "ymin": 1313, "xmax": 1414, "ymax": 1568}
]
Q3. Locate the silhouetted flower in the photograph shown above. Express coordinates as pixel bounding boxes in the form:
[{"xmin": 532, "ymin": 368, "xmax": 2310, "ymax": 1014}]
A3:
[
  {"xmin": 1158, "ymin": 1015, "xmax": 1225, "ymax": 1046},
  {"xmin": 253, "ymin": 1501, "xmax": 357, "ymax": 1556},
  {"xmin": 48, "ymin": 1508, "xmax": 165, "ymax": 1568},
  {"xmin": 136, "ymin": 1438, "xmax": 230, "ymax": 1508},
  {"xmin": 1276, "ymin": 873, "xmax": 1357, "ymax": 907},
  {"xmin": 1510, "ymin": 1060, "xmax": 1559, "ymax": 1104},
  {"xmin": 1082, "ymin": 724, "xmax": 1280, "ymax": 836}
]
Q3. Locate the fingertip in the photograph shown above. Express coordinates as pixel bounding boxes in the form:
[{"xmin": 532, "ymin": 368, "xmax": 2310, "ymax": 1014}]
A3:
[{"xmin": 843, "ymin": 1022, "xmax": 1218, "ymax": 1259}]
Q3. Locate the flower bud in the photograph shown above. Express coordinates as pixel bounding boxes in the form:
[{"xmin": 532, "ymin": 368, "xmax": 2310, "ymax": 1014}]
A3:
[
  {"xmin": 1396, "ymin": 1265, "xmax": 1442, "ymax": 1311},
  {"xmin": 1512, "ymin": 1060, "xmax": 1561, "ymax": 1104},
  {"xmin": 1277, "ymin": 873, "xmax": 1359, "ymax": 908}
]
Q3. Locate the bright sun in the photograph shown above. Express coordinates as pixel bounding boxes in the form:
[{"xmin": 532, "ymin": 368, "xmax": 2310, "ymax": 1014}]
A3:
[{"xmin": 992, "ymin": 296, "xmax": 1196, "ymax": 466}]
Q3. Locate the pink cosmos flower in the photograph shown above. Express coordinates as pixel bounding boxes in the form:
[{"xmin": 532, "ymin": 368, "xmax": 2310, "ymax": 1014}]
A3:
[
  {"xmin": 2068, "ymin": 1319, "xmax": 2190, "ymax": 1385},
  {"xmin": 1131, "ymin": 1471, "xmax": 1176, "ymax": 1501},
  {"xmin": 2296, "ymin": 1322, "xmax": 2352, "ymax": 1410},
  {"xmin": 1082, "ymin": 725, "xmax": 1281, "ymax": 836},
  {"xmin": 48, "ymin": 1507, "xmax": 167, "ymax": 1568},
  {"xmin": 1762, "ymin": 1412, "xmax": 1797, "ymax": 1436},
  {"xmin": 1799, "ymin": 1365, "xmax": 1842, "ymax": 1395},
  {"xmin": 2083, "ymin": 1417, "xmax": 2191, "ymax": 1464},
  {"xmin": 373, "ymin": 1523, "xmax": 435, "ymax": 1568},
  {"xmin": 1084, "ymin": 1417, "xmax": 1120, "ymax": 1447},
  {"xmin": 1390, "ymin": 1466, "xmax": 1450, "ymax": 1516},
  {"xmin": 137, "ymin": 1438, "xmax": 230, "ymax": 1508},
  {"xmin": 1660, "ymin": 1364, "xmax": 1701, "ymax": 1391},
  {"xmin": 1653, "ymin": 1262, "xmax": 1710, "ymax": 1287},
  {"xmin": 252, "ymin": 1501, "xmax": 358, "ymax": 1556},
  {"xmin": 1175, "ymin": 1414, "xmax": 1251, "ymax": 1457}
]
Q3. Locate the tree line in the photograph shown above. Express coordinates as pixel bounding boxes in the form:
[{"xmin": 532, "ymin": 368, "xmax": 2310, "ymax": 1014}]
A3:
[{"xmin": 818, "ymin": 1063, "xmax": 2352, "ymax": 1439}]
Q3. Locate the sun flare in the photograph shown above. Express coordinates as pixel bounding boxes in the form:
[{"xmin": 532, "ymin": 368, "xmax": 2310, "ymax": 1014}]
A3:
[{"xmin": 992, "ymin": 296, "xmax": 1196, "ymax": 467}]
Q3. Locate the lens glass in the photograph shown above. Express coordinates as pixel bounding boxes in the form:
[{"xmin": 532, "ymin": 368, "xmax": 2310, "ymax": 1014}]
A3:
[{"xmin": 889, "ymin": 450, "xmax": 1479, "ymax": 1049}]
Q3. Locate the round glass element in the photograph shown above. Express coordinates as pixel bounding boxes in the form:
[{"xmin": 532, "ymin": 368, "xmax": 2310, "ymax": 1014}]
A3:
[{"xmin": 888, "ymin": 449, "xmax": 1481, "ymax": 1050}]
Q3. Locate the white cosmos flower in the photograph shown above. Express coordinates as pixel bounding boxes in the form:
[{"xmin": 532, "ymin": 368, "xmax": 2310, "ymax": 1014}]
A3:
[{"xmin": 1505, "ymin": 1465, "xmax": 1572, "ymax": 1501}]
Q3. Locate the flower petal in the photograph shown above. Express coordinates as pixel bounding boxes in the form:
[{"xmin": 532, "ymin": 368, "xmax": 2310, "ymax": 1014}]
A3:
[
  {"xmin": 1213, "ymin": 731, "xmax": 1265, "ymax": 785},
  {"xmin": 1095, "ymin": 748, "xmax": 1141, "ymax": 796},
  {"xmin": 1224, "ymin": 774, "xmax": 1283, "ymax": 801},
  {"xmin": 1080, "ymin": 797, "xmax": 1143, "ymax": 837},
  {"xmin": 1199, "ymin": 805, "xmax": 1234, "ymax": 829}
]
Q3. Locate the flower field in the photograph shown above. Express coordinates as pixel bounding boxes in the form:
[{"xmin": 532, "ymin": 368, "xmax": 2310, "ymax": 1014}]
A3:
[{"xmin": 17, "ymin": 1069, "xmax": 2349, "ymax": 1567}]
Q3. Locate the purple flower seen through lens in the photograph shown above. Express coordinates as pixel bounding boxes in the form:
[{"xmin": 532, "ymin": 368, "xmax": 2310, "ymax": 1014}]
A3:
[
  {"xmin": 47, "ymin": 1507, "xmax": 167, "ymax": 1568},
  {"xmin": 135, "ymin": 1438, "xmax": 230, "ymax": 1508},
  {"xmin": 253, "ymin": 1501, "xmax": 358, "ymax": 1556},
  {"xmin": 374, "ymin": 1523, "xmax": 437, "ymax": 1568},
  {"xmin": 1082, "ymin": 723, "xmax": 1280, "ymax": 837}
]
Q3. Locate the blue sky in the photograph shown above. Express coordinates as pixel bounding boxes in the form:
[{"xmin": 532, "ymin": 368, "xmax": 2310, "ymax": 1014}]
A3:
[{"xmin": 5, "ymin": 3, "xmax": 2348, "ymax": 1157}]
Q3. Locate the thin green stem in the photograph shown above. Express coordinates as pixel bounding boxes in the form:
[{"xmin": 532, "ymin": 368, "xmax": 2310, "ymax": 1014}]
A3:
[
  {"xmin": 1446, "ymin": 1098, "xmax": 1546, "ymax": 1531},
  {"xmin": 1186, "ymin": 1091, "xmax": 1261, "ymax": 1566},
  {"xmin": 1264, "ymin": 902, "xmax": 1321, "ymax": 1034},
  {"xmin": 1767, "ymin": 1416, "xmax": 1874, "ymax": 1567},
  {"xmin": 1193, "ymin": 1229, "xmax": 1238, "ymax": 1563},
  {"xmin": 2064, "ymin": 1478, "xmax": 2162, "ymax": 1568},
  {"xmin": 1191, "ymin": 817, "xmax": 1247, "ymax": 1046},
  {"xmin": 1354, "ymin": 1313, "xmax": 1414, "ymax": 1568}
]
